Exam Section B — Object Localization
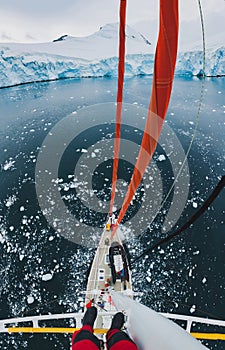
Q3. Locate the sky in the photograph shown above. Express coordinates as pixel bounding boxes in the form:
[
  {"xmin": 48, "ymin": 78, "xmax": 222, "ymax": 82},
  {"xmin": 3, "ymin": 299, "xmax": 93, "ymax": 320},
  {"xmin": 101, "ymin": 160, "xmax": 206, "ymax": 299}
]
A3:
[{"xmin": 0, "ymin": 0, "xmax": 224, "ymax": 43}]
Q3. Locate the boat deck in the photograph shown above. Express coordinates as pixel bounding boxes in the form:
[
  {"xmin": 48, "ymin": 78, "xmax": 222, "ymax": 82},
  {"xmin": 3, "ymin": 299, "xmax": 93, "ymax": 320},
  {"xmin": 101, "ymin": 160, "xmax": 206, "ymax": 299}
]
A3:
[{"xmin": 85, "ymin": 226, "xmax": 132, "ymax": 329}]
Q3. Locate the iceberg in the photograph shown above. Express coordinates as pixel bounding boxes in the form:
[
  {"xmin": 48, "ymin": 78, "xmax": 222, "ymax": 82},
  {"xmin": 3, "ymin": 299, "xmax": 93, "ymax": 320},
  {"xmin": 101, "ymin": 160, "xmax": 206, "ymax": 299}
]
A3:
[{"xmin": 0, "ymin": 23, "xmax": 224, "ymax": 89}]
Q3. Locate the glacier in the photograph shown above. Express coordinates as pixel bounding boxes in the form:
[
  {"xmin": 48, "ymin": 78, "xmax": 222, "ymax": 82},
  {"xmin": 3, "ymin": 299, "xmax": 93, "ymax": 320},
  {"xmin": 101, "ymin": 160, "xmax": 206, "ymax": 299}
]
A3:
[{"xmin": 0, "ymin": 23, "xmax": 224, "ymax": 89}]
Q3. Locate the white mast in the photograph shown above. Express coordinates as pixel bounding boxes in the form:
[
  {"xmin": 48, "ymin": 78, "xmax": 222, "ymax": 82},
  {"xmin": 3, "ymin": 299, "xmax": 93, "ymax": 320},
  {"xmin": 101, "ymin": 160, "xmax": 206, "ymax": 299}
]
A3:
[{"xmin": 111, "ymin": 291, "xmax": 208, "ymax": 350}]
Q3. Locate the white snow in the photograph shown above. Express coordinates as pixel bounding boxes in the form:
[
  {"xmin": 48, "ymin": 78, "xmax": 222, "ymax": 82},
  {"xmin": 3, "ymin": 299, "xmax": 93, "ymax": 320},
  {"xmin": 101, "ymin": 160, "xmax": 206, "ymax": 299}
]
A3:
[{"xmin": 0, "ymin": 23, "xmax": 224, "ymax": 88}]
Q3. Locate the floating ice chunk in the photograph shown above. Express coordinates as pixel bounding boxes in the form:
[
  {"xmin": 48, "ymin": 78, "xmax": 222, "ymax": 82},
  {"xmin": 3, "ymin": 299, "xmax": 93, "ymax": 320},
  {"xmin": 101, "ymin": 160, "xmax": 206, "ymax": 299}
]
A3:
[
  {"xmin": 157, "ymin": 154, "xmax": 166, "ymax": 162},
  {"xmin": 193, "ymin": 250, "xmax": 200, "ymax": 255},
  {"xmin": 2, "ymin": 159, "xmax": 16, "ymax": 171},
  {"xmin": 42, "ymin": 273, "xmax": 53, "ymax": 281},
  {"xmin": 5, "ymin": 195, "xmax": 17, "ymax": 208},
  {"xmin": 22, "ymin": 217, "xmax": 27, "ymax": 225},
  {"xmin": 192, "ymin": 202, "xmax": 198, "ymax": 208},
  {"xmin": 190, "ymin": 305, "xmax": 196, "ymax": 313},
  {"xmin": 20, "ymin": 206, "xmax": 25, "ymax": 212},
  {"xmin": 27, "ymin": 296, "xmax": 35, "ymax": 304},
  {"xmin": 202, "ymin": 277, "xmax": 207, "ymax": 284},
  {"xmin": 52, "ymin": 178, "xmax": 63, "ymax": 184},
  {"xmin": 0, "ymin": 232, "xmax": 5, "ymax": 244}
]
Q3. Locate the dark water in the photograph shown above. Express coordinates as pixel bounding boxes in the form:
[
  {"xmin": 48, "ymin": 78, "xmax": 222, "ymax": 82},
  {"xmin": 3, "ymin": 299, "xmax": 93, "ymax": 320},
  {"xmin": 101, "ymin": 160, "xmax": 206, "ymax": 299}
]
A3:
[{"xmin": 0, "ymin": 76, "xmax": 224, "ymax": 349}]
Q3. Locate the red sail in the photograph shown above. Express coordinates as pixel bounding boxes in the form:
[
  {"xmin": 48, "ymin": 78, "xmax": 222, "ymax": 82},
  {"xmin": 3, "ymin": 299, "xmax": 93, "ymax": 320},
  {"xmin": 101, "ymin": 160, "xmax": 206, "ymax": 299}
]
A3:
[
  {"xmin": 113, "ymin": 0, "xmax": 179, "ymax": 233},
  {"xmin": 109, "ymin": 0, "xmax": 127, "ymax": 216}
]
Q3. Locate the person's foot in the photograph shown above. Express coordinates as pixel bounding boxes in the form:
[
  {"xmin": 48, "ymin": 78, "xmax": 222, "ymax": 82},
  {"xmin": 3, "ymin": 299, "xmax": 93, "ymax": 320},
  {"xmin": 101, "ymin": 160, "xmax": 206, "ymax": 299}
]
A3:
[
  {"xmin": 110, "ymin": 312, "xmax": 125, "ymax": 330},
  {"xmin": 82, "ymin": 306, "xmax": 98, "ymax": 327}
]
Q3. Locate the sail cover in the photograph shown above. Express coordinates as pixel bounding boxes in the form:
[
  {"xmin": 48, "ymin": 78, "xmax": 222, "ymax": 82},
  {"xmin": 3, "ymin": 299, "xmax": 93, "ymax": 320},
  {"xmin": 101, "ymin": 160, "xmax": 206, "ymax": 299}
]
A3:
[{"xmin": 111, "ymin": 292, "xmax": 208, "ymax": 350}]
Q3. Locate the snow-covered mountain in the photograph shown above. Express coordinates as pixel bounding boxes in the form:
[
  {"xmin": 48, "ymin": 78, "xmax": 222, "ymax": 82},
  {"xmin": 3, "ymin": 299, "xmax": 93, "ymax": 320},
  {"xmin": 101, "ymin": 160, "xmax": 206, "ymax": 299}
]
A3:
[{"xmin": 0, "ymin": 23, "xmax": 224, "ymax": 88}]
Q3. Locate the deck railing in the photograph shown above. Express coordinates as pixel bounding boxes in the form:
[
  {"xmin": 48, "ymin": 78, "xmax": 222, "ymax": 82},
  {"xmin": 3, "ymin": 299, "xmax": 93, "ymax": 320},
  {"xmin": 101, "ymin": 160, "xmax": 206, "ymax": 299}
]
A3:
[{"xmin": 0, "ymin": 311, "xmax": 225, "ymax": 340}]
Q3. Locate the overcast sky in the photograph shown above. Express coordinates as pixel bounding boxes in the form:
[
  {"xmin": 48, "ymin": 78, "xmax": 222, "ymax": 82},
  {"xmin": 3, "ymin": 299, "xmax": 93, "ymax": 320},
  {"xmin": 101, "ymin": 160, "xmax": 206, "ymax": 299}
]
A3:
[{"xmin": 0, "ymin": 0, "xmax": 224, "ymax": 43}]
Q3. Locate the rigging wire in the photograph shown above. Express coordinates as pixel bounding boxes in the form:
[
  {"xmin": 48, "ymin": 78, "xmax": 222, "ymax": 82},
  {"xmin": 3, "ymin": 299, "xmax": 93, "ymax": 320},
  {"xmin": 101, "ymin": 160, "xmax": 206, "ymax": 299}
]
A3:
[
  {"xmin": 162, "ymin": 297, "xmax": 225, "ymax": 321},
  {"xmin": 131, "ymin": 175, "xmax": 225, "ymax": 264}
]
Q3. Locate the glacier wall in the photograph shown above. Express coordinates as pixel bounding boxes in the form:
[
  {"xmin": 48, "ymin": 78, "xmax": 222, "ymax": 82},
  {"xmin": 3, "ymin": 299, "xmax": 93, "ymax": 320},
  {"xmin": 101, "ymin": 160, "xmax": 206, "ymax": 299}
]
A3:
[{"xmin": 0, "ymin": 48, "xmax": 224, "ymax": 88}]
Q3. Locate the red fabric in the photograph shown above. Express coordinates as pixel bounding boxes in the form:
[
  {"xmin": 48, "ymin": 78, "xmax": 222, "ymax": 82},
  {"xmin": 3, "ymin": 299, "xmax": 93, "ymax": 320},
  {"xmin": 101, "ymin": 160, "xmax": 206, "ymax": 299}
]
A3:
[
  {"xmin": 72, "ymin": 339, "xmax": 99, "ymax": 350},
  {"xmin": 107, "ymin": 329, "xmax": 138, "ymax": 350},
  {"xmin": 72, "ymin": 325, "xmax": 99, "ymax": 350},
  {"xmin": 109, "ymin": 0, "xmax": 127, "ymax": 215},
  {"xmin": 110, "ymin": 340, "xmax": 138, "ymax": 350},
  {"xmin": 112, "ymin": 0, "xmax": 179, "ymax": 234},
  {"xmin": 72, "ymin": 326, "xmax": 138, "ymax": 350},
  {"xmin": 86, "ymin": 300, "xmax": 93, "ymax": 308}
]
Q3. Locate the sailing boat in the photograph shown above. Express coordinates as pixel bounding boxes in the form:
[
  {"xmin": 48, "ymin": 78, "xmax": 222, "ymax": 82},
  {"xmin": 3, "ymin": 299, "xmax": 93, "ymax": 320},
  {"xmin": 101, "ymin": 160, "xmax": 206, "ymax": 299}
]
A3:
[
  {"xmin": 85, "ymin": 217, "xmax": 132, "ymax": 331},
  {"xmin": 85, "ymin": 217, "xmax": 132, "ymax": 307},
  {"xmin": 0, "ymin": 1, "xmax": 225, "ymax": 350}
]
